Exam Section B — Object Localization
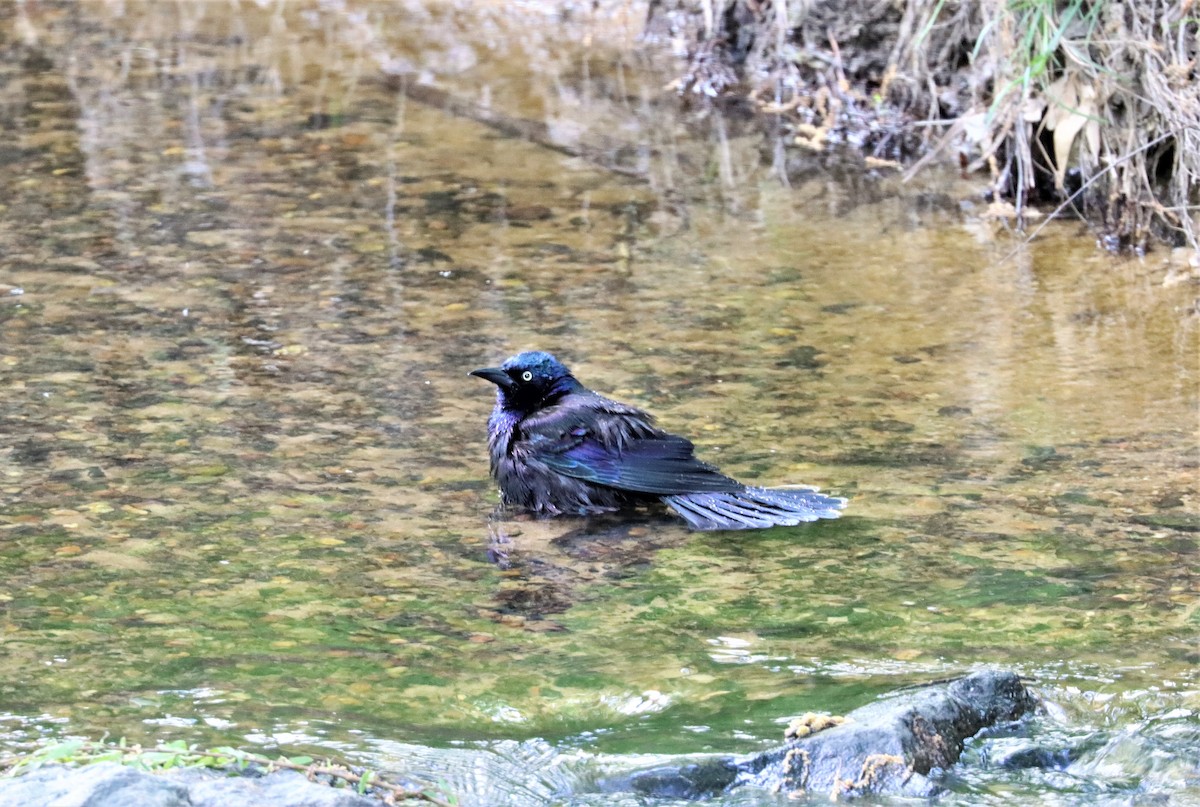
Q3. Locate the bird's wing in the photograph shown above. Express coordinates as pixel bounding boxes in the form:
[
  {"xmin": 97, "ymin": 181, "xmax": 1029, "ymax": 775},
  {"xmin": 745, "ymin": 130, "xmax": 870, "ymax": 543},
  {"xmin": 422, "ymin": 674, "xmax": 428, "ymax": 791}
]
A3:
[{"xmin": 519, "ymin": 396, "xmax": 741, "ymax": 495}]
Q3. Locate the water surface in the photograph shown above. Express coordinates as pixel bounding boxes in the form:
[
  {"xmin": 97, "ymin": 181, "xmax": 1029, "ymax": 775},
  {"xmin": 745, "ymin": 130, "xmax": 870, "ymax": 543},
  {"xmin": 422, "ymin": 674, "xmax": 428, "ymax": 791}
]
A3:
[{"xmin": 0, "ymin": 2, "xmax": 1196, "ymax": 805}]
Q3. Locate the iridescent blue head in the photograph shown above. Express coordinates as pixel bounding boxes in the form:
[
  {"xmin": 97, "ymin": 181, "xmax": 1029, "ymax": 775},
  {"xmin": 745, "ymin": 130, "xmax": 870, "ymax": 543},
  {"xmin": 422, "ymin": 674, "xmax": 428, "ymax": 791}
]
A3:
[{"xmin": 469, "ymin": 351, "xmax": 581, "ymax": 411}]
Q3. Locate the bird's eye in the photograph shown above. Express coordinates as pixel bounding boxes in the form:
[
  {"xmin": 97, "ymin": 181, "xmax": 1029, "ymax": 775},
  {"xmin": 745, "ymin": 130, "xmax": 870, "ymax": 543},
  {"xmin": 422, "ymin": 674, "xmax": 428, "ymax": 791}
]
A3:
[{"xmin": 521, "ymin": 371, "xmax": 533, "ymax": 382}]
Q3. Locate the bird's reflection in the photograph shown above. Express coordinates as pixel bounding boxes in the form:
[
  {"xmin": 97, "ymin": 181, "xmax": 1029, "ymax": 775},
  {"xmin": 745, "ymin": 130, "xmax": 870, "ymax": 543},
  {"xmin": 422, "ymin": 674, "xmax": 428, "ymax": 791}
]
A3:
[{"xmin": 481, "ymin": 506, "xmax": 691, "ymax": 625}]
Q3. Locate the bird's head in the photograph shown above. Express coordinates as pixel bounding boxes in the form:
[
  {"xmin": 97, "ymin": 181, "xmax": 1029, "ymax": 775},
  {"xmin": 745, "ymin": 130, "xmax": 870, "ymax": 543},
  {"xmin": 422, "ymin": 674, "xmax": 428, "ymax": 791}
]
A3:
[{"xmin": 470, "ymin": 351, "xmax": 580, "ymax": 411}]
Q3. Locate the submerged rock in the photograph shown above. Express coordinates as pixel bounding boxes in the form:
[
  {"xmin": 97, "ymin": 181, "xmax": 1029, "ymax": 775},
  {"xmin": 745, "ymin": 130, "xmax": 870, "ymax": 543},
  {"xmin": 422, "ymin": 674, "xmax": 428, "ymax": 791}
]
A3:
[
  {"xmin": 618, "ymin": 669, "xmax": 1035, "ymax": 800},
  {"xmin": 0, "ymin": 763, "xmax": 380, "ymax": 807}
]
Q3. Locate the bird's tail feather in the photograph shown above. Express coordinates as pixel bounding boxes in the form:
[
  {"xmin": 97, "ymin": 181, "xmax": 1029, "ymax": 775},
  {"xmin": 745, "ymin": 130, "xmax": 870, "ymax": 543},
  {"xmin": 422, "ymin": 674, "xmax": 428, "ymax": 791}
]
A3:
[{"xmin": 664, "ymin": 486, "xmax": 846, "ymax": 531}]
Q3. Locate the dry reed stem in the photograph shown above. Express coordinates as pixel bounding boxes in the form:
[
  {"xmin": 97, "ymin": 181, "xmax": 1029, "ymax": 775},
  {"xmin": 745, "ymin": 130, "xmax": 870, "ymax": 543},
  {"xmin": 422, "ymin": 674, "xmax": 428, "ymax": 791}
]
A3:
[{"xmin": 668, "ymin": 0, "xmax": 1198, "ymax": 251}]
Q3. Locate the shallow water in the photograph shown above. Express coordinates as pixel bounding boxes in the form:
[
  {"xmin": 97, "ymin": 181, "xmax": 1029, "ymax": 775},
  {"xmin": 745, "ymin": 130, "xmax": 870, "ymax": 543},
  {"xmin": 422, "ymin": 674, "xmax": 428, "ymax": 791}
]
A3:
[{"xmin": 0, "ymin": 2, "xmax": 1197, "ymax": 805}]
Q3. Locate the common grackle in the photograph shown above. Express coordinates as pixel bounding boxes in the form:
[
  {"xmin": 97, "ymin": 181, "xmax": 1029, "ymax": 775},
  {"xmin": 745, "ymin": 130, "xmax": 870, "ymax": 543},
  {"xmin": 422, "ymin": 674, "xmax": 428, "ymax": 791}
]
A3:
[{"xmin": 470, "ymin": 351, "xmax": 846, "ymax": 530}]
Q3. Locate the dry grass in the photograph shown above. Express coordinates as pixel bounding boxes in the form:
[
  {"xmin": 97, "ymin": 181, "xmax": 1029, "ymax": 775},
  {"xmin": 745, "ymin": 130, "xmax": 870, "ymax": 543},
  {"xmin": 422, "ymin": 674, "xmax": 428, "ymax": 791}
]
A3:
[
  {"xmin": 659, "ymin": 0, "xmax": 1200, "ymax": 252},
  {"xmin": 902, "ymin": 0, "xmax": 1200, "ymax": 252}
]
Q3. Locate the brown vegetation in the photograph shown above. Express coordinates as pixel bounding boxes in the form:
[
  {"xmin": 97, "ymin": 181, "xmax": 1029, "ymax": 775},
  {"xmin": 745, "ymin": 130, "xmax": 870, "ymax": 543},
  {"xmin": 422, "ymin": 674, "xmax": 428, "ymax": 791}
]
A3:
[{"xmin": 650, "ymin": 0, "xmax": 1199, "ymax": 253}]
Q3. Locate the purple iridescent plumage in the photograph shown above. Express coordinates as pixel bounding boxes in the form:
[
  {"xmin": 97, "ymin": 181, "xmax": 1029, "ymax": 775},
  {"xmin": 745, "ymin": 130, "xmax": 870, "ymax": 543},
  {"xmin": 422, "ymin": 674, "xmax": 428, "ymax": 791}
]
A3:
[{"xmin": 470, "ymin": 351, "xmax": 846, "ymax": 531}]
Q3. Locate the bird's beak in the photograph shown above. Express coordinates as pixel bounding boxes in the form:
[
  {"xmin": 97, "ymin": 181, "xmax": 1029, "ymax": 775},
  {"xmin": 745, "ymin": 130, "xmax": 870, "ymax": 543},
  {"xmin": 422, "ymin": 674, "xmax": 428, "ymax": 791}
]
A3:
[{"xmin": 469, "ymin": 366, "xmax": 514, "ymax": 390}]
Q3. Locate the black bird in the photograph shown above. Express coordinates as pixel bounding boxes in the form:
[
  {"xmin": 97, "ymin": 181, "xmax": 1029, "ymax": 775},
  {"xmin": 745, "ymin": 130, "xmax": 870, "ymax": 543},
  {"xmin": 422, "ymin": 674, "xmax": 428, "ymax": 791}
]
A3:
[{"xmin": 470, "ymin": 351, "xmax": 846, "ymax": 530}]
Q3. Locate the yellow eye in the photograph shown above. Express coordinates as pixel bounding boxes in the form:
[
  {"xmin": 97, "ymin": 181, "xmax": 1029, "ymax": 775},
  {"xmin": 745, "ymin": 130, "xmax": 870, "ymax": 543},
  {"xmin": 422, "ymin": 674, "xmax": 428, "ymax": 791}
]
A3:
[{"xmin": 521, "ymin": 371, "xmax": 533, "ymax": 381}]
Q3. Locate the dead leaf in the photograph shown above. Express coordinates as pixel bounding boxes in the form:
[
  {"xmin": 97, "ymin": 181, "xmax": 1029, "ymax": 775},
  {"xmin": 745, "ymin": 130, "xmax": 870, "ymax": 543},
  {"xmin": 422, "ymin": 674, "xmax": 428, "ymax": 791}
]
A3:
[{"xmin": 1042, "ymin": 72, "xmax": 1101, "ymax": 190}]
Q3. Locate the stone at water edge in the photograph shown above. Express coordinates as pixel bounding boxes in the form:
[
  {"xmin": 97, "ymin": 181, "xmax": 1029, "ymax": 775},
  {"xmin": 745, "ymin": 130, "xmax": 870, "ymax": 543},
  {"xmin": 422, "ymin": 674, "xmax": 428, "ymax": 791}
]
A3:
[
  {"xmin": 0, "ymin": 762, "xmax": 382, "ymax": 807},
  {"xmin": 738, "ymin": 668, "xmax": 1037, "ymax": 798},
  {"xmin": 617, "ymin": 669, "xmax": 1037, "ymax": 800}
]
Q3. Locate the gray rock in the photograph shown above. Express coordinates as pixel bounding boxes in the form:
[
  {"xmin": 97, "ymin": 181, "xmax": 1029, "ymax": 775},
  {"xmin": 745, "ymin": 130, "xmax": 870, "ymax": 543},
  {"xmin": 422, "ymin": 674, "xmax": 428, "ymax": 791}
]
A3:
[
  {"xmin": 0, "ymin": 763, "xmax": 189, "ymax": 807},
  {"xmin": 621, "ymin": 669, "xmax": 1036, "ymax": 800},
  {"xmin": 174, "ymin": 768, "xmax": 380, "ymax": 807},
  {"xmin": 0, "ymin": 764, "xmax": 379, "ymax": 807},
  {"xmin": 737, "ymin": 669, "xmax": 1035, "ymax": 798}
]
